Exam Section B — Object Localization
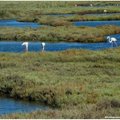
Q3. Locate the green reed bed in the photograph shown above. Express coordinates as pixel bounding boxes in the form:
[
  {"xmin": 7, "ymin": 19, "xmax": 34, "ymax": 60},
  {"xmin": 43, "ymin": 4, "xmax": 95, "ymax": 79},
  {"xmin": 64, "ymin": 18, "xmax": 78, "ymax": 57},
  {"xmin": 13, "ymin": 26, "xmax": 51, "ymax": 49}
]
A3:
[
  {"xmin": 1, "ymin": 1, "xmax": 120, "ymax": 20},
  {"xmin": 1, "ymin": 1, "xmax": 120, "ymax": 10},
  {"xmin": 0, "ymin": 48, "xmax": 120, "ymax": 118},
  {"xmin": 1, "ymin": 1, "xmax": 120, "ymax": 28},
  {"xmin": 66, "ymin": 14, "xmax": 120, "ymax": 22},
  {"xmin": 1, "ymin": 6, "xmax": 120, "ymax": 20},
  {"xmin": 0, "ymin": 25, "xmax": 120, "ymax": 43},
  {"xmin": 17, "ymin": 13, "xmax": 120, "ymax": 27},
  {"xmin": 1, "ymin": 105, "xmax": 120, "ymax": 119}
]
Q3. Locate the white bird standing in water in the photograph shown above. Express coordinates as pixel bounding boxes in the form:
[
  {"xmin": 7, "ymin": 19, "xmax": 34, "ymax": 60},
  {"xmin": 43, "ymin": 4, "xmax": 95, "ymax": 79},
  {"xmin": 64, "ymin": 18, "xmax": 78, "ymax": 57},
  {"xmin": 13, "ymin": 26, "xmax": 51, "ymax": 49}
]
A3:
[
  {"xmin": 75, "ymin": 4, "xmax": 77, "ymax": 7},
  {"xmin": 90, "ymin": 4, "xmax": 93, "ymax": 7},
  {"xmin": 41, "ymin": 42, "xmax": 45, "ymax": 52},
  {"xmin": 22, "ymin": 42, "xmax": 29, "ymax": 52},
  {"xmin": 107, "ymin": 36, "xmax": 117, "ymax": 47},
  {"xmin": 104, "ymin": 9, "xmax": 107, "ymax": 14}
]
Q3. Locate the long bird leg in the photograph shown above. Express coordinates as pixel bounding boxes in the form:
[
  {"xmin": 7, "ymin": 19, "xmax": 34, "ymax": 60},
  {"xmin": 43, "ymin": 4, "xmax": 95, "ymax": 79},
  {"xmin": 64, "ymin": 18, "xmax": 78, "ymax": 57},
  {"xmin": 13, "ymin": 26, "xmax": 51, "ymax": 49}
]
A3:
[
  {"xmin": 111, "ymin": 42, "xmax": 114, "ymax": 48},
  {"xmin": 114, "ymin": 41, "xmax": 118, "ymax": 47},
  {"xmin": 42, "ymin": 46, "xmax": 44, "ymax": 52}
]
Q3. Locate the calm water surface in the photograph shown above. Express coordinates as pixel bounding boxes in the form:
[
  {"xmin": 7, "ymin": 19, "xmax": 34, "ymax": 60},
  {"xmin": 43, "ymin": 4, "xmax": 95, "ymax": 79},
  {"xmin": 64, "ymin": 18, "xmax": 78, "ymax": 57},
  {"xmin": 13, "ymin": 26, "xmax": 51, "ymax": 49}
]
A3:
[
  {"xmin": 0, "ymin": 97, "xmax": 48, "ymax": 115},
  {"xmin": 73, "ymin": 20, "xmax": 120, "ymax": 27},
  {"xmin": 0, "ymin": 20, "xmax": 40, "ymax": 28},
  {"xmin": 1, "ymin": 19, "xmax": 120, "ymax": 28},
  {"xmin": 0, "ymin": 34, "xmax": 120, "ymax": 52}
]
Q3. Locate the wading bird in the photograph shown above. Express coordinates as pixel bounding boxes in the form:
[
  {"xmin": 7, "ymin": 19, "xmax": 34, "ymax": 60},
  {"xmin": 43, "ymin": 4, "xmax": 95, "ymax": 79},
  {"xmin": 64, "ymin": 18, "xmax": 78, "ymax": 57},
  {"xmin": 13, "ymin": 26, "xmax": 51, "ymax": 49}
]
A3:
[
  {"xmin": 22, "ymin": 42, "xmax": 29, "ymax": 52},
  {"xmin": 107, "ymin": 36, "xmax": 117, "ymax": 47},
  {"xmin": 90, "ymin": 4, "xmax": 93, "ymax": 7},
  {"xmin": 41, "ymin": 42, "xmax": 45, "ymax": 52},
  {"xmin": 75, "ymin": 4, "xmax": 77, "ymax": 7},
  {"xmin": 104, "ymin": 9, "xmax": 107, "ymax": 14}
]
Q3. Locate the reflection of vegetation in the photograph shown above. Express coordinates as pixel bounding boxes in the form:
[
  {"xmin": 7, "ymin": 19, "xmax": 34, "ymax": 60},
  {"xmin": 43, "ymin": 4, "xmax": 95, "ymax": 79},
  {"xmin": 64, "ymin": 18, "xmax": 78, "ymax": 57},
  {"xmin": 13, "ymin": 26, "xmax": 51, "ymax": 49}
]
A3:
[
  {"xmin": 0, "ymin": 47, "xmax": 120, "ymax": 118},
  {"xmin": 0, "ymin": 25, "xmax": 120, "ymax": 43}
]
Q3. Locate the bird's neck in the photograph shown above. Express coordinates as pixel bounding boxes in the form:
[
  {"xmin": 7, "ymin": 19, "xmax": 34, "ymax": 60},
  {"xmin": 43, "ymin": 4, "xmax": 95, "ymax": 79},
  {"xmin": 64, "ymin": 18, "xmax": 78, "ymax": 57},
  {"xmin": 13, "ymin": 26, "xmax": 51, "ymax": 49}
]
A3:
[{"xmin": 108, "ymin": 37, "xmax": 111, "ymax": 41}]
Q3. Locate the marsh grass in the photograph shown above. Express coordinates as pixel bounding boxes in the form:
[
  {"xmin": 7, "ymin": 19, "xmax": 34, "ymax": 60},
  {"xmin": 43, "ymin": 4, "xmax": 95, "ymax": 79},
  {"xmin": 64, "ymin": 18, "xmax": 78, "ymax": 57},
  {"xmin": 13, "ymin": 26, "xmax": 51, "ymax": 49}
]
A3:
[
  {"xmin": 0, "ymin": 1, "xmax": 120, "ymax": 118},
  {"xmin": 0, "ymin": 48, "xmax": 120, "ymax": 118},
  {"xmin": 1, "ymin": 1, "xmax": 120, "ymax": 22},
  {"xmin": 0, "ymin": 99, "xmax": 120, "ymax": 119},
  {"xmin": 0, "ymin": 25, "xmax": 120, "ymax": 42},
  {"xmin": 1, "ymin": 2, "xmax": 120, "ymax": 43}
]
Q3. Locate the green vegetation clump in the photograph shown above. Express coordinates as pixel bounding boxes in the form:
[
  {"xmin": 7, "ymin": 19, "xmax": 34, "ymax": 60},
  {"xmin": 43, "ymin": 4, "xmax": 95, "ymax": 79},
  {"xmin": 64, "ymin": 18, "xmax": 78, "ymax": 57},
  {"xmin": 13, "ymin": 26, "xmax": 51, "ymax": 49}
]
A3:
[
  {"xmin": 17, "ymin": 14, "xmax": 120, "ymax": 27},
  {"xmin": 66, "ymin": 14, "xmax": 120, "ymax": 22},
  {"xmin": 1, "ymin": 101, "xmax": 120, "ymax": 119},
  {"xmin": 0, "ymin": 47, "xmax": 120, "ymax": 118},
  {"xmin": 0, "ymin": 25, "xmax": 120, "ymax": 43},
  {"xmin": 1, "ymin": 1, "xmax": 120, "ymax": 21}
]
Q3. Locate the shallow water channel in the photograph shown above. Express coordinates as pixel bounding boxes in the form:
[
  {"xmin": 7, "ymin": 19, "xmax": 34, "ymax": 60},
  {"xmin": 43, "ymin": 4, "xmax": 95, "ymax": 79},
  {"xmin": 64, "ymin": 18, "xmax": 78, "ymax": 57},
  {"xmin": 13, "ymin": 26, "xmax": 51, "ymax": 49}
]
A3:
[
  {"xmin": 73, "ymin": 20, "xmax": 120, "ymax": 27},
  {"xmin": 1, "ymin": 19, "xmax": 120, "ymax": 28},
  {"xmin": 0, "ymin": 97, "xmax": 48, "ymax": 115},
  {"xmin": 0, "ymin": 20, "xmax": 40, "ymax": 28},
  {"xmin": 0, "ymin": 34, "xmax": 120, "ymax": 52}
]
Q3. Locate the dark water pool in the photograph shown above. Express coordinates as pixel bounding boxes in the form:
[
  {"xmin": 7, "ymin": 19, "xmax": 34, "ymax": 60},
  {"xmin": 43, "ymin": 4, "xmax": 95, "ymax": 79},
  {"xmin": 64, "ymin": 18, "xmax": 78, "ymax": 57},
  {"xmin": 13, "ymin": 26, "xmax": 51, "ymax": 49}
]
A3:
[
  {"xmin": 0, "ymin": 34, "xmax": 120, "ymax": 52},
  {"xmin": 0, "ymin": 20, "xmax": 40, "ymax": 28},
  {"xmin": 0, "ymin": 97, "xmax": 48, "ymax": 115},
  {"xmin": 73, "ymin": 20, "xmax": 120, "ymax": 27}
]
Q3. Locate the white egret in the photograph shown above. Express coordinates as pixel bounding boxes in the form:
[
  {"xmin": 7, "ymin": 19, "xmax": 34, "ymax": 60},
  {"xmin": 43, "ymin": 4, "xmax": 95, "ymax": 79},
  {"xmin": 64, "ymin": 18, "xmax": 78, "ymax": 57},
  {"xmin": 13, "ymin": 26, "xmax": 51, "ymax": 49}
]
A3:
[
  {"xmin": 90, "ymin": 4, "xmax": 93, "ymax": 7},
  {"xmin": 41, "ymin": 42, "xmax": 45, "ymax": 52},
  {"xmin": 22, "ymin": 42, "xmax": 29, "ymax": 52},
  {"xmin": 107, "ymin": 36, "xmax": 117, "ymax": 47},
  {"xmin": 75, "ymin": 4, "xmax": 77, "ymax": 7},
  {"xmin": 104, "ymin": 9, "xmax": 107, "ymax": 14}
]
